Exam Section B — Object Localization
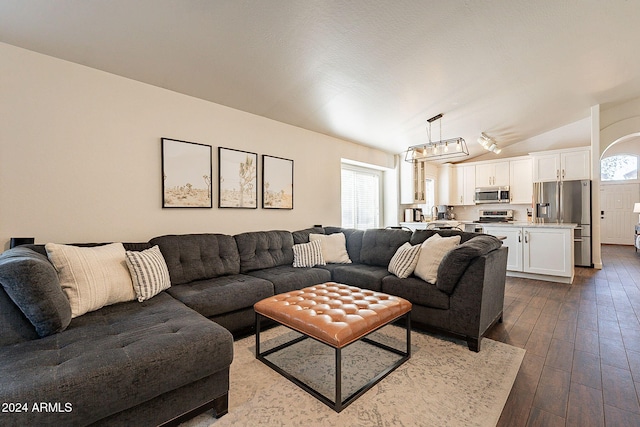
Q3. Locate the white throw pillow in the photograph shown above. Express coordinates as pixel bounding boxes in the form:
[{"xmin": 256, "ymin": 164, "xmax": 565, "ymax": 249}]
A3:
[
  {"xmin": 309, "ymin": 233, "xmax": 352, "ymax": 264},
  {"xmin": 45, "ymin": 242, "xmax": 136, "ymax": 318},
  {"xmin": 388, "ymin": 242, "xmax": 421, "ymax": 279},
  {"xmin": 125, "ymin": 245, "xmax": 171, "ymax": 302},
  {"xmin": 292, "ymin": 240, "xmax": 326, "ymax": 268},
  {"xmin": 414, "ymin": 234, "xmax": 461, "ymax": 284}
]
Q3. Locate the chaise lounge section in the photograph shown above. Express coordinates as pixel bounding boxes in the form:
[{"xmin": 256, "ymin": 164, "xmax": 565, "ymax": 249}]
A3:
[{"xmin": 0, "ymin": 246, "xmax": 233, "ymax": 427}]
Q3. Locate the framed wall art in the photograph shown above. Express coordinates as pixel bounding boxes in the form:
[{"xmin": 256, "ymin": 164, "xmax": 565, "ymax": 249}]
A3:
[
  {"xmin": 262, "ymin": 155, "xmax": 293, "ymax": 209},
  {"xmin": 161, "ymin": 138, "xmax": 212, "ymax": 208},
  {"xmin": 218, "ymin": 147, "xmax": 258, "ymax": 208}
]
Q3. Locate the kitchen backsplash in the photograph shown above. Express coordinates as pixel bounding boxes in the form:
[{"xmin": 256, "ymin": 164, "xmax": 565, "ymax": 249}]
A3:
[{"xmin": 415, "ymin": 203, "xmax": 531, "ymax": 222}]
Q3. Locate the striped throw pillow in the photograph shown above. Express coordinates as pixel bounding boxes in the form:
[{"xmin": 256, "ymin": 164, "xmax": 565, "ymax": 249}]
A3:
[
  {"xmin": 292, "ymin": 240, "xmax": 326, "ymax": 268},
  {"xmin": 125, "ymin": 245, "xmax": 171, "ymax": 302},
  {"xmin": 388, "ymin": 242, "xmax": 421, "ymax": 279}
]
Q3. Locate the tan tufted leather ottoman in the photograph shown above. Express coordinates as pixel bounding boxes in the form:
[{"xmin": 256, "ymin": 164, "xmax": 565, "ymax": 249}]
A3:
[{"xmin": 254, "ymin": 282, "xmax": 412, "ymax": 412}]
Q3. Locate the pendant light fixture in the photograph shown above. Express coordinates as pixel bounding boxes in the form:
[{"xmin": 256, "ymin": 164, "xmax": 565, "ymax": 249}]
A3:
[{"xmin": 405, "ymin": 114, "xmax": 468, "ymax": 162}]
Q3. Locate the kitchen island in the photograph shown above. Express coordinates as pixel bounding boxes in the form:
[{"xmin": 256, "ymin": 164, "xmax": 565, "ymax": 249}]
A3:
[{"xmin": 481, "ymin": 222, "xmax": 577, "ymax": 284}]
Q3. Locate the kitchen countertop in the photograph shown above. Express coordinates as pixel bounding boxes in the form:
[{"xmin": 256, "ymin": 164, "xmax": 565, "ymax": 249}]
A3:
[
  {"xmin": 479, "ymin": 221, "xmax": 577, "ymax": 229},
  {"xmin": 399, "ymin": 221, "xmax": 577, "ymax": 230}
]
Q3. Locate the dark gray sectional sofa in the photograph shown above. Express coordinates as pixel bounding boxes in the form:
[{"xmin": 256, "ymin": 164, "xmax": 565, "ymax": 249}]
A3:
[{"xmin": 0, "ymin": 226, "xmax": 507, "ymax": 427}]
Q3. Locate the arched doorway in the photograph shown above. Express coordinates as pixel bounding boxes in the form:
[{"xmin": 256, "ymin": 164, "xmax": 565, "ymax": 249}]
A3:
[{"xmin": 599, "ymin": 134, "xmax": 640, "ymax": 245}]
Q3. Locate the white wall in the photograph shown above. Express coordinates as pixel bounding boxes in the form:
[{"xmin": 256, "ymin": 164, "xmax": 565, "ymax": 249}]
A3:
[{"xmin": 0, "ymin": 43, "xmax": 394, "ymax": 249}]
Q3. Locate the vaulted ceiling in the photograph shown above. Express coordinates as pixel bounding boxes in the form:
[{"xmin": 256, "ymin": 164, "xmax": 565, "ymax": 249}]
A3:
[{"xmin": 2, "ymin": 1, "xmax": 640, "ymax": 159}]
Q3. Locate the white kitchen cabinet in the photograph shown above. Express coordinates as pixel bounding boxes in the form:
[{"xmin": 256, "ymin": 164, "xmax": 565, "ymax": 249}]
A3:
[
  {"xmin": 532, "ymin": 148, "xmax": 590, "ymax": 182},
  {"xmin": 509, "ymin": 158, "xmax": 533, "ymax": 204},
  {"xmin": 483, "ymin": 224, "xmax": 574, "ymax": 283},
  {"xmin": 400, "ymin": 156, "xmax": 426, "ymax": 204},
  {"xmin": 532, "ymin": 154, "xmax": 559, "ymax": 182},
  {"xmin": 436, "ymin": 164, "xmax": 453, "ymax": 205},
  {"xmin": 561, "ymin": 149, "xmax": 591, "ymax": 181},
  {"xmin": 523, "ymin": 227, "xmax": 573, "ymax": 278},
  {"xmin": 451, "ymin": 164, "xmax": 476, "ymax": 205},
  {"xmin": 475, "ymin": 161, "xmax": 509, "ymax": 187},
  {"xmin": 482, "ymin": 226, "xmax": 523, "ymax": 272}
]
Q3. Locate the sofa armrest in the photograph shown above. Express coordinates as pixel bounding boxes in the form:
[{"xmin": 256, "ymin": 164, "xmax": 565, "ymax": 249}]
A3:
[
  {"xmin": 436, "ymin": 235, "xmax": 503, "ymax": 294},
  {"xmin": 447, "ymin": 247, "xmax": 508, "ymax": 349}
]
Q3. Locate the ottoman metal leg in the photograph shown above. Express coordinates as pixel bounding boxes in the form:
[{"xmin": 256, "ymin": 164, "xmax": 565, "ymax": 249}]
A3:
[{"xmin": 254, "ymin": 311, "xmax": 411, "ymax": 413}]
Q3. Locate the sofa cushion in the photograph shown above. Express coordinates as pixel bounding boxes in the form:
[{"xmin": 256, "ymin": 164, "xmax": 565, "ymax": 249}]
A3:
[
  {"xmin": 0, "ymin": 247, "xmax": 71, "ymax": 339},
  {"xmin": 125, "ymin": 245, "xmax": 171, "ymax": 302},
  {"xmin": 0, "ymin": 292, "xmax": 233, "ymax": 427},
  {"xmin": 329, "ymin": 264, "xmax": 391, "ymax": 291},
  {"xmin": 167, "ymin": 274, "xmax": 273, "ymax": 317},
  {"xmin": 235, "ymin": 230, "xmax": 294, "ymax": 273},
  {"xmin": 343, "ymin": 229, "xmax": 364, "ymax": 264},
  {"xmin": 150, "ymin": 234, "xmax": 240, "ymax": 285},
  {"xmin": 414, "ymin": 234, "xmax": 461, "ymax": 284},
  {"xmin": 247, "ymin": 265, "xmax": 331, "ymax": 294},
  {"xmin": 45, "ymin": 242, "xmax": 136, "ymax": 318},
  {"xmin": 292, "ymin": 240, "xmax": 325, "ymax": 268},
  {"xmin": 292, "ymin": 227, "xmax": 325, "ymax": 244},
  {"xmin": 387, "ymin": 242, "xmax": 421, "ymax": 279},
  {"xmin": 359, "ymin": 229, "xmax": 411, "ymax": 267},
  {"xmin": 436, "ymin": 235, "xmax": 503, "ymax": 294},
  {"xmin": 381, "ymin": 275, "xmax": 450, "ymax": 310},
  {"xmin": 166, "ymin": 274, "xmax": 274, "ymax": 318}
]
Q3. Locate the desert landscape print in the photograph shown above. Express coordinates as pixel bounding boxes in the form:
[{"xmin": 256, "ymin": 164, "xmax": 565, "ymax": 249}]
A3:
[
  {"xmin": 263, "ymin": 155, "xmax": 293, "ymax": 209},
  {"xmin": 219, "ymin": 148, "xmax": 257, "ymax": 208},
  {"xmin": 162, "ymin": 138, "xmax": 212, "ymax": 208}
]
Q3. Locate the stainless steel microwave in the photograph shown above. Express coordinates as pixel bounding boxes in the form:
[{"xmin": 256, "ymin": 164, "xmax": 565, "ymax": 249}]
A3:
[{"xmin": 474, "ymin": 186, "xmax": 510, "ymax": 204}]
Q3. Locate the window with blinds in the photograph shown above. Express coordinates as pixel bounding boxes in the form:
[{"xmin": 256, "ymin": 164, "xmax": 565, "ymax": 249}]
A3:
[{"xmin": 341, "ymin": 164, "xmax": 382, "ymax": 230}]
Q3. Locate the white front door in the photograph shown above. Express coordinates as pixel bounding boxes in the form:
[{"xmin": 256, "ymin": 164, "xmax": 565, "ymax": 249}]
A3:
[{"xmin": 600, "ymin": 183, "xmax": 640, "ymax": 245}]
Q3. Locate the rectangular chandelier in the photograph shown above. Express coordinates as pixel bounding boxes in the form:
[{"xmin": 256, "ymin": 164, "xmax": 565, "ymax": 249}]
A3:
[
  {"xmin": 405, "ymin": 137, "xmax": 469, "ymax": 161},
  {"xmin": 405, "ymin": 113, "xmax": 469, "ymax": 161}
]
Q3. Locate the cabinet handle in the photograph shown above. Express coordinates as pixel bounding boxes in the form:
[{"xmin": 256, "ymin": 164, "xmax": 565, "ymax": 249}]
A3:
[
  {"xmin": 557, "ymin": 170, "xmax": 559, "ymax": 179},
  {"xmin": 518, "ymin": 231, "xmax": 521, "ymax": 243},
  {"xmin": 562, "ymin": 169, "xmax": 565, "ymax": 179},
  {"xmin": 524, "ymin": 231, "xmax": 529, "ymax": 243}
]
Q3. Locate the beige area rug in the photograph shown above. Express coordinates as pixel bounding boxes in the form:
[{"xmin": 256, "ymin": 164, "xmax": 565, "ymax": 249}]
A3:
[{"xmin": 182, "ymin": 325, "xmax": 525, "ymax": 427}]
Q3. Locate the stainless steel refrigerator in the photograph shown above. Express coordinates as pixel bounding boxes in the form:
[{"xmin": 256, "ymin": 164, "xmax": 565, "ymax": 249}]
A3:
[{"xmin": 533, "ymin": 180, "xmax": 592, "ymax": 267}]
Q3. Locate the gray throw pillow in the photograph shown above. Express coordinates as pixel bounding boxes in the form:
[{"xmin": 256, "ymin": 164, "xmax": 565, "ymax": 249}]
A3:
[
  {"xmin": 0, "ymin": 247, "xmax": 72, "ymax": 337},
  {"xmin": 436, "ymin": 235, "xmax": 503, "ymax": 294}
]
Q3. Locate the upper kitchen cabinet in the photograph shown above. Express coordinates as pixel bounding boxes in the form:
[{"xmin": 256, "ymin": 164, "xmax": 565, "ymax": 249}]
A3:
[
  {"xmin": 437, "ymin": 163, "xmax": 453, "ymax": 205},
  {"xmin": 475, "ymin": 161, "xmax": 509, "ymax": 187},
  {"xmin": 400, "ymin": 155, "xmax": 427, "ymax": 204},
  {"xmin": 452, "ymin": 164, "xmax": 476, "ymax": 205},
  {"xmin": 532, "ymin": 147, "xmax": 591, "ymax": 182},
  {"xmin": 509, "ymin": 157, "xmax": 533, "ymax": 204}
]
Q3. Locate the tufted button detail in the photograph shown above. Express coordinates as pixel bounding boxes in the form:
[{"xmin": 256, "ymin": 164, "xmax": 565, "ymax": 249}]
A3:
[{"xmin": 255, "ymin": 282, "xmax": 411, "ymax": 348}]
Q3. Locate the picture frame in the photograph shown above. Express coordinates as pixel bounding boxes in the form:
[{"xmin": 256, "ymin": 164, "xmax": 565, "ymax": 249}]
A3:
[
  {"xmin": 161, "ymin": 138, "xmax": 212, "ymax": 208},
  {"xmin": 262, "ymin": 155, "xmax": 294, "ymax": 209},
  {"xmin": 218, "ymin": 147, "xmax": 258, "ymax": 208}
]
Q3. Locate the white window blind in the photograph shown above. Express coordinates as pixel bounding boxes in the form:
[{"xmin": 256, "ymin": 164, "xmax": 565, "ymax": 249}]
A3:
[{"xmin": 341, "ymin": 165, "xmax": 381, "ymax": 230}]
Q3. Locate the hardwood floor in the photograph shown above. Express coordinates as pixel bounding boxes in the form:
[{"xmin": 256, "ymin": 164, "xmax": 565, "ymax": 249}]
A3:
[{"xmin": 494, "ymin": 245, "xmax": 640, "ymax": 427}]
